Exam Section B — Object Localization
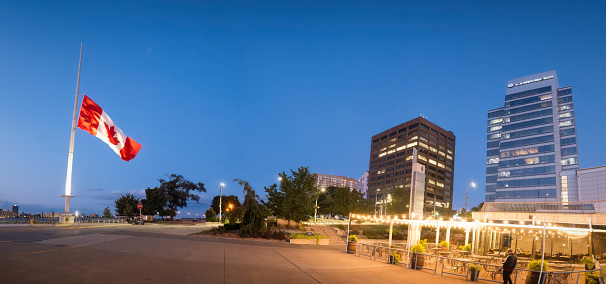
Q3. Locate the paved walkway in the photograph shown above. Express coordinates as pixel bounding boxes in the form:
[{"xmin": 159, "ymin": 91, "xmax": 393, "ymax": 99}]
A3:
[{"xmin": 1, "ymin": 223, "xmax": 471, "ymax": 283}]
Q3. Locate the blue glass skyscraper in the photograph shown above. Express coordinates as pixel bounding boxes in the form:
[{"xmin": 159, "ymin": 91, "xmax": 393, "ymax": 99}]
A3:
[{"xmin": 485, "ymin": 71, "xmax": 579, "ymax": 202}]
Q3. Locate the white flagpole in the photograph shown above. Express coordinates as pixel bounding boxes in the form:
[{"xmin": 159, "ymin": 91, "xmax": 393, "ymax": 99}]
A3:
[{"xmin": 61, "ymin": 43, "xmax": 83, "ymax": 223}]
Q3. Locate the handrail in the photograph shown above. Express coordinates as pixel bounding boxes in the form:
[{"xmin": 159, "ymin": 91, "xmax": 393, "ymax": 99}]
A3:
[{"xmin": 349, "ymin": 243, "xmax": 602, "ymax": 283}]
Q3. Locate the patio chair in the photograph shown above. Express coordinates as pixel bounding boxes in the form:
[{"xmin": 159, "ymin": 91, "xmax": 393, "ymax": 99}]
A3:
[
  {"xmin": 482, "ymin": 264, "xmax": 502, "ymax": 280},
  {"xmin": 443, "ymin": 259, "xmax": 464, "ymax": 274}
]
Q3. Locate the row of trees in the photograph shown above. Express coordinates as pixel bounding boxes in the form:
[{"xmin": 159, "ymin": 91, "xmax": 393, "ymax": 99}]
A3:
[
  {"xmin": 263, "ymin": 167, "xmax": 370, "ymax": 222},
  {"xmin": 114, "ymin": 174, "xmax": 206, "ymax": 220}
]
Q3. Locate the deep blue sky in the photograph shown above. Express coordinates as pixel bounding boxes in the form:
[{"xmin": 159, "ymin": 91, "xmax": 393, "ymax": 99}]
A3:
[{"xmin": 1, "ymin": 1, "xmax": 605, "ymax": 217}]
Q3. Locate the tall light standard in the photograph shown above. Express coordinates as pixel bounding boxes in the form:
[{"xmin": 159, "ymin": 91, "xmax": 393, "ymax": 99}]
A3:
[
  {"xmin": 314, "ymin": 188, "xmax": 326, "ymax": 223},
  {"xmin": 219, "ymin": 183, "xmax": 225, "ymax": 223},
  {"xmin": 465, "ymin": 181, "xmax": 476, "ymax": 220}
]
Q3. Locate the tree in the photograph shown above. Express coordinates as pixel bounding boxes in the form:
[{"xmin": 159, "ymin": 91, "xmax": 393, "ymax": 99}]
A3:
[
  {"xmin": 264, "ymin": 167, "xmax": 317, "ymax": 223},
  {"xmin": 234, "ymin": 179, "xmax": 266, "ymax": 237},
  {"xmin": 114, "ymin": 193, "xmax": 139, "ymax": 217},
  {"xmin": 386, "ymin": 187, "xmax": 410, "ymax": 214},
  {"xmin": 102, "ymin": 206, "xmax": 113, "ymax": 218},
  {"xmin": 210, "ymin": 195, "xmax": 242, "ymax": 218},
  {"xmin": 262, "ymin": 183, "xmax": 283, "ymax": 216},
  {"xmin": 157, "ymin": 174, "xmax": 207, "ymax": 220},
  {"xmin": 471, "ymin": 202, "xmax": 485, "ymax": 212},
  {"xmin": 141, "ymin": 187, "xmax": 165, "ymax": 216},
  {"xmin": 326, "ymin": 186, "xmax": 369, "ymax": 217},
  {"xmin": 205, "ymin": 207, "xmax": 218, "ymax": 222}
]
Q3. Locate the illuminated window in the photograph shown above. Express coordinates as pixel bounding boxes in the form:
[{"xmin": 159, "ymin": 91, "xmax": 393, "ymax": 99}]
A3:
[
  {"xmin": 489, "ymin": 125, "xmax": 502, "ymax": 132},
  {"xmin": 559, "ymin": 105, "xmax": 571, "ymax": 111},
  {"xmin": 489, "ymin": 118, "xmax": 503, "ymax": 125},
  {"xmin": 429, "ymin": 159, "xmax": 437, "ymax": 165},
  {"xmin": 561, "ymin": 157, "xmax": 577, "ymax": 165},
  {"xmin": 419, "ymin": 142, "xmax": 428, "ymax": 148},
  {"xmin": 446, "ymin": 155, "xmax": 452, "ymax": 160},
  {"xmin": 438, "ymin": 163, "xmax": 445, "ymax": 169},
  {"xmin": 379, "ymin": 152, "xmax": 387, "ymax": 157},
  {"xmin": 418, "ymin": 155, "xmax": 427, "ymax": 161},
  {"xmin": 559, "ymin": 120, "xmax": 574, "ymax": 127},
  {"xmin": 407, "ymin": 142, "xmax": 418, "ymax": 148},
  {"xmin": 409, "ymin": 136, "xmax": 418, "ymax": 141},
  {"xmin": 498, "ymin": 171, "xmax": 510, "ymax": 177},
  {"xmin": 428, "ymin": 179, "xmax": 435, "ymax": 185},
  {"xmin": 561, "ymin": 176, "xmax": 569, "ymax": 202},
  {"xmin": 489, "ymin": 133, "xmax": 501, "ymax": 140},
  {"xmin": 430, "ymin": 146, "xmax": 437, "ymax": 152},
  {"xmin": 525, "ymin": 157, "xmax": 539, "ymax": 164},
  {"xmin": 558, "ymin": 112, "xmax": 573, "ymax": 119},
  {"xmin": 540, "ymin": 94, "xmax": 552, "ymax": 100},
  {"xmin": 438, "ymin": 151, "xmax": 445, "ymax": 156},
  {"xmin": 487, "ymin": 157, "xmax": 499, "ymax": 165},
  {"xmin": 447, "ymin": 149, "xmax": 453, "ymax": 155},
  {"xmin": 436, "ymin": 182, "xmax": 444, "ymax": 187},
  {"xmin": 397, "ymin": 146, "xmax": 406, "ymax": 151}
]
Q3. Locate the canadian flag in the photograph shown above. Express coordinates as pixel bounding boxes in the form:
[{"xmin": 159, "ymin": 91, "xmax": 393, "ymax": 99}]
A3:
[{"xmin": 77, "ymin": 95, "xmax": 141, "ymax": 161}]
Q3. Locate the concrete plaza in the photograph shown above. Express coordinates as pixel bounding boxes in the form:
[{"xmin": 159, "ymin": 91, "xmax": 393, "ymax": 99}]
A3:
[{"xmin": 0, "ymin": 223, "xmax": 470, "ymax": 283}]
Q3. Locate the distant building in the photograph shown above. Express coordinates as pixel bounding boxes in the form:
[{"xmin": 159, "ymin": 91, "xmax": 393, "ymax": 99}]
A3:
[
  {"xmin": 315, "ymin": 173, "xmax": 357, "ymax": 190},
  {"xmin": 11, "ymin": 205, "xmax": 18, "ymax": 215},
  {"xmin": 357, "ymin": 171, "xmax": 369, "ymax": 197}
]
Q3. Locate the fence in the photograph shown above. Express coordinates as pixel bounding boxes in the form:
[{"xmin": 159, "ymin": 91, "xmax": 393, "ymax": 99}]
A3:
[{"xmin": 351, "ymin": 242, "xmax": 604, "ymax": 284}]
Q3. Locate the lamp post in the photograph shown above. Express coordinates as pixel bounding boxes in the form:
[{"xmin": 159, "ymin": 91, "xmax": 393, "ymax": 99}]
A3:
[
  {"xmin": 465, "ymin": 181, "xmax": 476, "ymax": 220},
  {"xmin": 219, "ymin": 183, "xmax": 225, "ymax": 223},
  {"xmin": 314, "ymin": 188, "xmax": 326, "ymax": 223}
]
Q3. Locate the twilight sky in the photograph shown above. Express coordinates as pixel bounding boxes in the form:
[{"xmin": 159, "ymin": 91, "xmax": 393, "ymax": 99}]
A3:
[{"xmin": 1, "ymin": 1, "xmax": 606, "ymax": 216}]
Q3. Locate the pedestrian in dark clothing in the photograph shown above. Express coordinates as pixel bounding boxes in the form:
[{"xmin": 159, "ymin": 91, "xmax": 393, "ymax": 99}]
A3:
[{"xmin": 502, "ymin": 249, "xmax": 518, "ymax": 284}]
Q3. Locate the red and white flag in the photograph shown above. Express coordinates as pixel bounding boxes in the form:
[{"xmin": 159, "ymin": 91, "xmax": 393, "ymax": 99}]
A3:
[{"xmin": 77, "ymin": 95, "xmax": 141, "ymax": 161}]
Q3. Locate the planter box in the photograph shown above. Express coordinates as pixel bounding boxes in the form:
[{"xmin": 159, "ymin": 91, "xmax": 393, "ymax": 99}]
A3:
[
  {"xmin": 290, "ymin": 239, "xmax": 315, "ymax": 245},
  {"xmin": 289, "ymin": 239, "xmax": 330, "ymax": 245}
]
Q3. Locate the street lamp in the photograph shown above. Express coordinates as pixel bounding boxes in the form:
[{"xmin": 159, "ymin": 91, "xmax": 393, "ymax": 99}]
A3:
[
  {"xmin": 314, "ymin": 188, "xmax": 326, "ymax": 223},
  {"xmin": 465, "ymin": 181, "xmax": 476, "ymax": 220},
  {"xmin": 219, "ymin": 183, "xmax": 225, "ymax": 223}
]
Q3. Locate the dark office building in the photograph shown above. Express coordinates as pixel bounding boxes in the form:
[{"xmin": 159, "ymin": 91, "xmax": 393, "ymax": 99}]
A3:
[{"xmin": 368, "ymin": 117, "xmax": 456, "ymax": 214}]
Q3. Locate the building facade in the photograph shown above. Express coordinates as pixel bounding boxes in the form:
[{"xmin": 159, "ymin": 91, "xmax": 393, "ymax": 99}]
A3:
[
  {"xmin": 314, "ymin": 173, "xmax": 357, "ymax": 190},
  {"xmin": 368, "ymin": 117, "xmax": 456, "ymax": 214},
  {"xmin": 485, "ymin": 70, "xmax": 580, "ymax": 202},
  {"xmin": 357, "ymin": 171, "xmax": 369, "ymax": 198}
]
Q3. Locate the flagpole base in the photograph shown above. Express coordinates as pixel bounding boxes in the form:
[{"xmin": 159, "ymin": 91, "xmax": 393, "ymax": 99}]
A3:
[{"xmin": 60, "ymin": 195, "xmax": 76, "ymax": 224}]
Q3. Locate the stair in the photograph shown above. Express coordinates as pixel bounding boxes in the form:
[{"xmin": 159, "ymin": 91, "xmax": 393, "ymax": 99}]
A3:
[{"xmin": 307, "ymin": 223, "xmax": 346, "ymax": 245}]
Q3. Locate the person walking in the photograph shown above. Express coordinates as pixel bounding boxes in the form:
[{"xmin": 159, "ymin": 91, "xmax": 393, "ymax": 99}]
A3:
[{"xmin": 502, "ymin": 249, "xmax": 518, "ymax": 284}]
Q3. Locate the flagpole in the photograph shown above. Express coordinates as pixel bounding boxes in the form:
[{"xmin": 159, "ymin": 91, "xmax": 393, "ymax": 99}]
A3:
[{"xmin": 61, "ymin": 43, "xmax": 83, "ymax": 223}]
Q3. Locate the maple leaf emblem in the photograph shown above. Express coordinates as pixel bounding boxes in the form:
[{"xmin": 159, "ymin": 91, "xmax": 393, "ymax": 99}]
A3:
[{"xmin": 104, "ymin": 122, "xmax": 120, "ymax": 145}]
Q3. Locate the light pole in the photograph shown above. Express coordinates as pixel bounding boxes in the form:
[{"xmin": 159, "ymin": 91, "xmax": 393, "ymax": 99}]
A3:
[
  {"xmin": 465, "ymin": 181, "xmax": 476, "ymax": 220},
  {"xmin": 219, "ymin": 183, "xmax": 225, "ymax": 223},
  {"xmin": 314, "ymin": 188, "xmax": 326, "ymax": 223}
]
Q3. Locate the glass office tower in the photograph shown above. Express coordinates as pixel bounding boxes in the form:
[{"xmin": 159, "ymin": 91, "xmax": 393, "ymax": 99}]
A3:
[{"xmin": 485, "ymin": 71, "xmax": 579, "ymax": 202}]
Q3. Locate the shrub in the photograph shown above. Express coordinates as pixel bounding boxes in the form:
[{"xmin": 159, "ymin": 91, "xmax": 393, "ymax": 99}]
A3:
[
  {"xmin": 469, "ymin": 264, "xmax": 481, "ymax": 272},
  {"xmin": 411, "ymin": 244, "xmax": 425, "ymax": 253},
  {"xmin": 527, "ymin": 259, "xmax": 549, "ymax": 271},
  {"xmin": 287, "ymin": 233, "xmax": 328, "ymax": 242},
  {"xmin": 419, "ymin": 239, "xmax": 428, "ymax": 248},
  {"xmin": 459, "ymin": 244, "xmax": 471, "ymax": 251},
  {"xmin": 348, "ymin": 235, "xmax": 358, "ymax": 242},
  {"xmin": 203, "ymin": 226, "xmax": 226, "ymax": 235},
  {"xmin": 439, "ymin": 241, "xmax": 449, "ymax": 248},
  {"xmin": 582, "ymin": 256, "xmax": 595, "ymax": 270},
  {"xmin": 224, "ymin": 223, "xmax": 240, "ymax": 231}
]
